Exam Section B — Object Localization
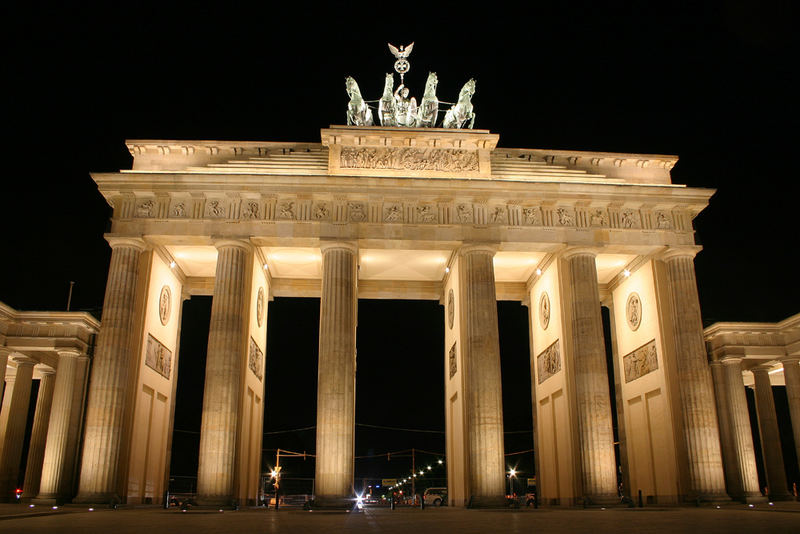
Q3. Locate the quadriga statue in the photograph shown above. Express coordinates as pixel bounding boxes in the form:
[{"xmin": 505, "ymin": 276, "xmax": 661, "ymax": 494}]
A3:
[
  {"xmin": 415, "ymin": 72, "xmax": 439, "ymax": 128},
  {"xmin": 345, "ymin": 76, "xmax": 373, "ymax": 126},
  {"xmin": 442, "ymin": 79, "xmax": 476, "ymax": 129}
]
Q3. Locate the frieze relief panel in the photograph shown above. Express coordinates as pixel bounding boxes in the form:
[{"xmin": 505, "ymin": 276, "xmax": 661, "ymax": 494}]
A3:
[
  {"xmin": 449, "ymin": 342, "xmax": 457, "ymax": 379},
  {"xmin": 536, "ymin": 339, "xmax": 561, "ymax": 384},
  {"xmin": 339, "ymin": 147, "xmax": 479, "ymax": 173},
  {"xmin": 248, "ymin": 337, "xmax": 264, "ymax": 381},
  {"xmin": 623, "ymin": 339, "xmax": 658, "ymax": 383},
  {"xmin": 115, "ymin": 192, "xmax": 688, "ymax": 234},
  {"xmin": 145, "ymin": 333, "xmax": 172, "ymax": 380}
]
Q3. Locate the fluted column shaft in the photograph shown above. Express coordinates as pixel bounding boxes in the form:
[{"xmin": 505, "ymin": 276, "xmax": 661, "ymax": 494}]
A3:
[
  {"xmin": 314, "ymin": 242, "xmax": 357, "ymax": 506},
  {"xmin": 197, "ymin": 241, "xmax": 252, "ymax": 505},
  {"xmin": 22, "ymin": 370, "xmax": 56, "ymax": 499},
  {"xmin": 0, "ymin": 349, "xmax": 8, "ymax": 399},
  {"xmin": 0, "ymin": 358, "xmax": 36, "ymax": 501},
  {"xmin": 782, "ymin": 358, "xmax": 800, "ymax": 471},
  {"xmin": 459, "ymin": 246, "xmax": 505, "ymax": 507},
  {"xmin": 37, "ymin": 351, "xmax": 86, "ymax": 502},
  {"xmin": 711, "ymin": 358, "xmax": 760, "ymax": 501},
  {"xmin": 752, "ymin": 367, "xmax": 790, "ymax": 499},
  {"xmin": 564, "ymin": 250, "xmax": 617, "ymax": 502},
  {"xmin": 76, "ymin": 238, "xmax": 145, "ymax": 502},
  {"xmin": 663, "ymin": 251, "xmax": 727, "ymax": 499}
]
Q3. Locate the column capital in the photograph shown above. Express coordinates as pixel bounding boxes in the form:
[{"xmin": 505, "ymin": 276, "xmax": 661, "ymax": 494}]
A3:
[
  {"xmin": 458, "ymin": 243, "xmax": 497, "ymax": 256},
  {"xmin": 782, "ymin": 356, "xmax": 800, "ymax": 365},
  {"xmin": 11, "ymin": 354, "xmax": 37, "ymax": 366},
  {"xmin": 720, "ymin": 355, "xmax": 746, "ymax": 365},
  {"xmin": 56, "ymin": 349, "xmax": 82, "ymax": 359},
  {"xmin": 319, "ymin": 240, "xmax": 358, "ymax": 254},
  {"xmin": 658, "ymin": 246, "xmax": 703, "ymax": 262},
  {"xmin": 38, "ymin": 367, "xmax": 56, "ymax": 376},
  {"xmin": 212, "ymin": 238, "xmax": 253, "ymax": 252},
  {"xmin": 104, "ymin": 235, "xmax": 147, "ymax": 251},
  {"xmin": 560, "ymin": 246, "xmax": 600, "ymax": 260},
  {"xmin": 750, "ymin": 363, "xmax": 775, "ymax": 375}
]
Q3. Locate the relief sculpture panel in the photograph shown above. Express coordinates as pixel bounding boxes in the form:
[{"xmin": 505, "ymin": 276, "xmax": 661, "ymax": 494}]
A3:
[
  {"xmin": 145, "ymin": 334, "xmax": 172, "ymax": 379},
  {"xmin": 536, "ymin": 339, "xmax": 561, "ymax": 384},
  {"xmin": 249, "ymin": 337, "xmax": 264, "ymax": 381},
  {"xmin": 340, "ymin": 147, "xmax": 479, "ymax": 172},
  {"xmin": 623, "ymin": 339, "xmax": 658, "ymax": 383}
]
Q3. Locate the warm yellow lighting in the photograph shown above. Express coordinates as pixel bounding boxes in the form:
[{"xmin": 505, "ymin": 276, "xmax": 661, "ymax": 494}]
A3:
[
  {"xmin": 270, "ymin": 470, "xmax": 278, "ymax": 478},
  {"xmin": 427, "ymin": 465, "xmax": 432, "ymax": 470},
  {"xmin": 623, "ymin": 269, "xmax": 631, "ymax": 277},
  {"xmin": 509, "ymin": 468, "xmax": 517, "ymax": 477},
  {"xmin": 263, "ymin": 263, "xmax": 269, "ymax": 270},
  {"xmin": 535, "ymin": 268, "xmax": 542, "ymax": 276},
  {"xmin": 445, "ymin": 267, "xmax": 450, "ymax": 273},
  {"xmin": 169, "ymin": 261, "xmax": 176, "ymax": 269}
]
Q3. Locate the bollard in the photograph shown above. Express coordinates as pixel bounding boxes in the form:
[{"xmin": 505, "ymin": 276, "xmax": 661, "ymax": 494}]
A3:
[{"xmin": 638, "ymin": 490, "xmax": 643, "ymax": 508}]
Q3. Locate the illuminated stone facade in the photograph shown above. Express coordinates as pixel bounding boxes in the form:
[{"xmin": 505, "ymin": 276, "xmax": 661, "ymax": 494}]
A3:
[{"xmin": 7, "ymin": 125, "xmax": 794, "ymax": 507}]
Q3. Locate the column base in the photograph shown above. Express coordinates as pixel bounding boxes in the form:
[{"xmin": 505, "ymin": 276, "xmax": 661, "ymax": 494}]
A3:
[
  {"xmin": 683, "ymin": 491, "xmax": 732, "ymax": 505},
  {"xmin": 467, "ymin": 495, "xmax": 508, "ymax": 508},
  {"xmin": 195, "ymin": 495, "xmax": 238, "ymax": 508},
  {"xmin": 308, "ymin": 496, "xmax": 357, "ymax": 510},
  {"xmin": 72, "ymin": 492, "xmax": 123, "ymax": 506},
  {"xmin": 765, "ymin": 490, "xmax": 794, "ymax": 502},
  {"xmin": 582, "ymin": 494, "xmax": 624, "ymax": 507},
  {"xmin": 32, "ymin": 496, "xmax": 62, "ymax": 506}
]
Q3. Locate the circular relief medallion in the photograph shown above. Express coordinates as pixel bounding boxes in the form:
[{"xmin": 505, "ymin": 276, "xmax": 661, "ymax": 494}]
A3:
[
  {"xmin": 447, "ymin": 289, "xmax": 455, "ymax": 330},
  {"xmin": 539, "ymin": 292, "xmax": 551, "ymax": 330},
  {"xmin": 626, "ymin": 292, "xmax": 642, "ymax": 331},
  {"xmin": 256, "ymin": 287, "xmax": 265, "ymax": 327},
  {"xmin": 158, "ymin": 285, "xmax": 171, "ymax": 326}
]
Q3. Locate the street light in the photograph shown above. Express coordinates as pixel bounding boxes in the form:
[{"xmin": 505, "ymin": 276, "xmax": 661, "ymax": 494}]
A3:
[{"xmin": 508, "ymin": 468, "xmax": 517, "ymax": 498}]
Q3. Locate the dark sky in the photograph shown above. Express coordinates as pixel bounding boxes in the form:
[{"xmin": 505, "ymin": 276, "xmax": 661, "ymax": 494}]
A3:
[{"xmin": 3, "ymin": 1, "xmax": 797, "ymax": 489}]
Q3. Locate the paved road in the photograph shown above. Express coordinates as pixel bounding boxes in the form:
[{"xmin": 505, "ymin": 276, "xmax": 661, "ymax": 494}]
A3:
[{"xmin": 1, "ymin": 503, "xmax": 799, "ymax": 533}]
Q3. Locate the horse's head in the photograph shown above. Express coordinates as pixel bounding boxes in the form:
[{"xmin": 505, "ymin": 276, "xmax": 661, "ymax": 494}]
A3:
[
  {"xmin": 424, "ymin": 72, "xmax": 438, "ymax": 94},
  {"xmin": 345, "ymin": 76, "xmax": 359, "ymax": 98},
  {"xmin": 461, "ymin": 78, "xmax": 476, "ymax": 98},
  {"xmin": 383, "ymin": 73, "xmax": 394, "ymax": 93}
]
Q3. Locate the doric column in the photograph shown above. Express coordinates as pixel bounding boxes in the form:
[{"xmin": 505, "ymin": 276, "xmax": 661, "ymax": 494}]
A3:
[
  {"xmin": 22, "ymin": 369, "xmax": 56, "ymax": 500},
  {"xmin": 562, "ymin": 248, "xmax": 617, "ymax": 503},
  {"xmin": 459, "ymin": 245, "xmax": 505, "ymax": 507},
  {"xmin": 75, "ymin": 237, "xmax": 146, "ymax": 503},
  {"xmin": 751, "ymin": 365, "xmax": 791, "ymax": 500},
  {"xmin": 711, "ymin": 357, "xmax": 761, "ymax": 501},
  {"xmin": 782, "ymin": 357, "xmax": 800, "ymax": 472},
  {"xmin": 197, "ymin": 240, "xmax": 252, "ymax": 506},
  {"xmin": 314, "ymin": 241, "xmax": 358, "ymax": 508},
  {"xmin": 661, "ymin": 249, "xmax": 727, "ymax": 500},
  {"xmin": 0, "ymin": 348, "xmax": 9, "ymax": 399},
  {"xmin": 36, "ymin": 350, "xmax": 87, "ymax": 503},
  {"xmin": 0, "ymin": 356, "xmax": 36, "ymax": 501}
]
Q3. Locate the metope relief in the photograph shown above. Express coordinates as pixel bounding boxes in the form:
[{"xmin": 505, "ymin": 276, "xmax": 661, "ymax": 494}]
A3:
[
  {"xmin": 256, "ymin": 287, "xmax": 265, "ymax": 327},
  {"xmin": 383, "ymin": 202, "xmax": 403, "ymax": 222},
  {"xmin": 626, "ymin": 292, "xmax": 642, "ymax": 331},
  {"xmin": 277, "ymin": 200, "xmax": 296, "ymax": 220},
  {"xmin": 449, "ymin": 342, "xmax": 457, "ymax": 379},
  {"xmin": 655, "ymin": 212, "xmax": 672, "ymax": 229},
  {"xmin": 241, "ymin": 201, "xmax": 260, "ymax": 220},
  {"xmin": 158, "ymin": 285, "xmax": 171, "ymax": 326},
  {"xmin": 312, "ymin": 202, "xmax": 330, "ymax": 220},
  {"xmin": 539, "ymin": 292, "xmax": 551, "ymax": 330},
  {"xmin": 590, "ymin": 209, "xmax": 608, "ymax": 227},
  {"xmin": 455, "ymin": 203, "xmax": 474, "ymax": 223},
  {"xmin": 521, "ymin": 207, "xmax": 540, "ymax": 225},
  {"xmin": 348, "ymin": 202, "xmax": 367, "ymax": 222},
  {"xmin": 171, "ymin": 201, "xmax": 187, "ymax": 218},
  {"xmin": 623, "ymin": 340, "xmax": 658, "ymax": 383},
  {"xmin": 205, "ymin": 199, "xmax": 226, "ymax": 218},
  {"xmin": 537, "ymin": 339, "xmax": 561, "ymax": 384},
  {"xmin": 249, "ymin": 337, "xmax": 264, "ymax": 381},
  {"xmin": 489, "ymin": 206, "xmax": 508, "ymax": 224},
  {"xmin": 145, "ymin": 334, "xmax": 172, "ymax": 379},
  {"xmin": 416, "ymin": 204, "xmax": 437, "ymax": 223},
  {"xmin": 620, "ymin": 209, "xmax": 640, "ymax": 229},
  {"xmin": 556, "ymin": 207, "xmax": 575, "ymax": 226},
  {"xmin": 136, "ymin": 199, "xmax": 154, "ymax": 218},
  {"xmin": 447, "ymin": 289, "xmax": 455, "ymax": 330},
  {"xmin": 340, "ymin": 147, "xmax": 479, "ymax": 173}
]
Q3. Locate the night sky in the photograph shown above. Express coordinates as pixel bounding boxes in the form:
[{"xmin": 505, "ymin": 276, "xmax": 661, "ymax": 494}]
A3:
[{"xmin": 4, "ymin": 2, "xmax": 797, "ymax": 492}]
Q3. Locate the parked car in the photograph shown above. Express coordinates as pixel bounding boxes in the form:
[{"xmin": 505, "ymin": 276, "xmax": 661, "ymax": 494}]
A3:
[{"xmin": 423, "ymin": 487, "xmax": 448, "ymax": 506}]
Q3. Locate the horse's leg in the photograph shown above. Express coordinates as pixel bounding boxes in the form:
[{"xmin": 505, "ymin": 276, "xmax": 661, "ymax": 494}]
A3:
[{"xmin": 468, "ymin": 112, "xmax": 475, "ymax": 129}]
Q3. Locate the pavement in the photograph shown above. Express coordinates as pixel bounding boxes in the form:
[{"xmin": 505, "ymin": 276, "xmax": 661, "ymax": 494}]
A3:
[{"xmin": 1, "ymin": 502, "xmax": 799, "ymax": 533}]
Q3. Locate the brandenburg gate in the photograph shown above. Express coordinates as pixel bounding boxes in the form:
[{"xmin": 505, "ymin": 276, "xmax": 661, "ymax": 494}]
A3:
[
  {"xmin": 2, "ymin": 51, "xmax": 798, "ymax": 508},
  {"xmin": 70, "ymin": 119, "xmax": 730, "ymax": 507}
]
